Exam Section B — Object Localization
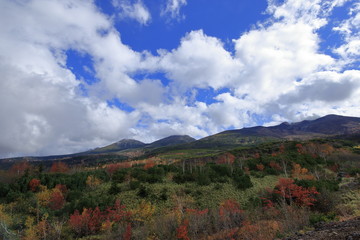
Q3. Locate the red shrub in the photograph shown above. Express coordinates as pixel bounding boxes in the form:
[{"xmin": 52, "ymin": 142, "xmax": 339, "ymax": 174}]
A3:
[
  {"xmin": 144, "ymin": 160, "xmax": 156, "ymax": 170},
  {"xmin": 10, "ymin": 161, "xmax": 30, "ymax": 176},
  {"xmin": 176, "ymin": 219, "xmax": 190, "ymax": 240},
  {"xmin": 273, "ymin": 178, "xmax": 319, "ymax": 206},
  {"xmin": 29, "ymin": 178, "xmax": 41, "ymax": 192},
  {"xmin": 256, "ymin": 164, "xmax": 265, "ymax": 171},
  {"xmin": 55, "ymin": 184, "xmax": 68, "ymax": 195},
  {"xmin": 123, "ymin": 222, "xmax": 132, "ymax": 240},
  {"xmin": 269, "ymin": 161, "xmax": 282, "ymax": 171},
  {"xmin": 69, "ymin": 200, "xmax": 130, "ymax": 236},
  {"xmin": 106, "ymin": 162, "xmax": 132, "ymax": 176},
  {"xmin": 49, "ymin": 162, "xmax": 69, "ymax": 173},
  {"xmin": 49, "ymin": 190, "xmax": 65, "ymax": 210}
]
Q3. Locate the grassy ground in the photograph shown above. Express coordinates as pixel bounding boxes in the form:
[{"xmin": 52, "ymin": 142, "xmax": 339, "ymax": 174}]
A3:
[{"xmin": 112, "ymin": 175, "xmax": 280, "ymax": 215}]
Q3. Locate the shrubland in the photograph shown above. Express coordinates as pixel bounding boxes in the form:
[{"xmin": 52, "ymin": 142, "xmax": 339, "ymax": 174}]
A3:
[{"xmin": 0, "ymin": 139, "xmax": 359, "ymax": 239}]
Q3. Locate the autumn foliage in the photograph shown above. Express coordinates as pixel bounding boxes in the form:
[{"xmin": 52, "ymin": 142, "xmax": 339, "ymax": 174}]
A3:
[
  {"xmin": 144, "ymin": 160, "xmax": 156, "ymax": 170},
  {"xmin": 123, "ymin": 222, "xmax": 132, "ymax": 240},
  {"xmin": 48, "ymin": 189, "xmax": 65, "ymax": 210},
  {"xmin": 86, "ymin": 175, "xmax": 102, "ymax": 188},
  {"xmin": 28, "ymin": 178, "xmax": 41, "ymax": 192},
  {"xmin": 69, "ymin": 200, "xmax": 131, "ymax": 236},
  {"xmin": 296, "ymin": 143, "xmax": 304, "ymax": 154},
  {"xmin": 176, "ymin": 219, "xmax": 190, "ymax": 240},
  {"xmin": 291, "ymin": 163, "xmax": 315, "ymax": 180},
  {"xmin": 256, "ymin": 163, "xmax": 265, "ymax": 171},
  {"xmin": 216, "ymin": 153, "xmax": 235, "ymax": 164},
  {"xmin": 219, "ymin": 199, "xmax": 243, "ymax": 217},
  {"xmin": 106, "ymin": 162, "xmax": 132, "ymax": 176},
  {"xmin": 49, "ymin": 162, "xmax": 69, "ymax": 173},
  {"xmin": 269, "ymin": 161, "xmax": 282, "ymax": 171},
  {"xmin": 10, "ymin": 161, "xmax": 30, "ymax": 175},
  {"xmin": 273, "ymin": 178, "xmax": 319, "ymax": 206},
  {"xmin": 55, "ymin": 184, "xmax": 67, "ymax": 195},
  {"xmin": 0, "ymin": 137, "xmax": 350, "ymax": 239}
]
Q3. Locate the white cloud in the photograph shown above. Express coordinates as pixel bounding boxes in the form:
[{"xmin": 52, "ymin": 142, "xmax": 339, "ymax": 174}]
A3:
[
  {"xmin": 112, "ymin": 0, "xmax": 151, "ymax": 25},
  {"xmin": 159, "ymin": 30, "xmax": 242, "ymax": 90},
  {"xmin": 0, "ymin": 0, "xmax": 147, "ymax": 157},
  {"xmin": 259, "ymin": 70, "xmax": 360, "ymax": 123},
  {"xmin": 233, "ymin": 21, "xmax": 334, "ymax": 102},
  {"xmin": 333, "ymin": 2, "xmax": 360, "ymax": 63},
  {"xmin": 278, "ymin": 70, "xmax": 360, "ymax": 104},
  {"xmin": 267, "ymin": 0, "xmax": 349, "ymax": 27},
  {"xmin": 161, "ymin": 0, "xmax": 187, "ymax": 20},
  {"xmin": 0, "ymin": 0, "xmax": 359, "ymax": 158}
]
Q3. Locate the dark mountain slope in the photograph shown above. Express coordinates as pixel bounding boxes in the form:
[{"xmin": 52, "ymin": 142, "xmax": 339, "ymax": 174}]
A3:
[
  {"xmin": 1, "ymin": 115, "xmax": 359, "ymax": 165},
  {"xmin": 146, "ymin": 135, "xmax": 195, "ymax": 148},
  {"xmin": 88, "ymin": 139, "xmax": 146, "ymax": 154},
  {"xmin": 223, "ymin": 114, "xmax": 360, "ymax": 138},
  {"xmin": 82, "ymin": 135, "xmax": 196, "ymax": 155},
  {"xmin": 168, "ymin": 114, "xmax": 360, "ymax": 150}
]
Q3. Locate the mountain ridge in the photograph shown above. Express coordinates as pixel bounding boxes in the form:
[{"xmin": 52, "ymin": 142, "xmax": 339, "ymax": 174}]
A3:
[
  {"xmin": 85, "ymin": 135, "xmax": 196, "ymax": 154},
  {"xmin": 1, "ymin": 114, "xmax": 359, "ymax": 161},
  {"xmin": 161, "ymin": 114, "xmax": 360, "ymax": 150}
]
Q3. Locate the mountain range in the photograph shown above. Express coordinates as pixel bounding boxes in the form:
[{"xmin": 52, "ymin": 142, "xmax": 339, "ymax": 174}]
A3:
[
  {"xmin": 180, "ymin": 114, "xmax": 360, "ymax": 150},
  {"xmin": 1, "ymin": 114, "xmax": 360, "ymax": 164},
  {"xmin": 86, "ymin": 135, "xmax": 196, "ymax": 154}
]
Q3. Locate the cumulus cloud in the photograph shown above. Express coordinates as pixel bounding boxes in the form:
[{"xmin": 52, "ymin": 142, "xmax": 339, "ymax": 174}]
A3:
[
  {"xmin": 333, "ymin": 2, "xmax": 360, "ymax": 63},
  {"xmin": 161, "ymin": 0, "xmax": 187, "ymax": 20},
  {"xmin": 159, "ymin": 30, "xmax": 242, "ymax": 90},
  {"xmin": 0, "ymin": 0, "xmax": 147, "ymax": 157},
  {"xmin": 0, "ymin": 0, "xmax": 359, "ymax": 157},
  {"xmin": 278, "ymin": 70, "xmax": 360, "ymax": 103},
  {"xmin": 112, "ymin": 0, "xmax": 151, "ymax": 25},
  {"xmin": 233, "ymin": 22, "xmax": 334, "ymax": 102}
]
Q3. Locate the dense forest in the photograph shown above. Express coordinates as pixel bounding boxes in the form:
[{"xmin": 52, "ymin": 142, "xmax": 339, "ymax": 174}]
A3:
[{"xmin": 0, "ymin": 139, "xmax": 359, "ymax": 239}]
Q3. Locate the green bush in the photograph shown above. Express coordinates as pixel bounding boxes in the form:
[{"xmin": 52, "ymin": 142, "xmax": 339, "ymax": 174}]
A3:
[
  {"xmin": 309, "ymin": 212, "xmax": 337, "ymax": 225},
  {"xmin": 234, "ymin": 175, "xmax": 253, "ymax": 190},
  {"xmin": 197, "ymin": 172, "xmax": 211, "ymax": 186},
  {"xmin": 137, "ymin": 184, "xmax": 150, "ymax": 198},
  {"xmin": 348, "ymin": 167, "xmax": 360, "ymax": 176},
  {"xmin": 0, "ymin": 182, "xmax": 9, "ymax": 198},
  {"xmin": 295, "ymin": 179, "xmax": 339, "ymax": 192},
  {"xmin": 112, "ymin": 169, "xmax": 128, "ymax": 183},
  {"xmin": 129, "ymin": 180, "xmax": 141, "ymax": 190},
  {"xmin": 108, "ymin": 182, "xmax": 121, "ymax": 194},
  {"xmin": 173, "ymin": 172, "xmax": 196, "ymax": 183}
]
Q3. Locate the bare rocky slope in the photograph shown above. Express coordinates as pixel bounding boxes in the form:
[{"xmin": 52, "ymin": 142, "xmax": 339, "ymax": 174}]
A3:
[{"xmin": 284, "ymin": 217, "xmax": 360, "ymax": 240}]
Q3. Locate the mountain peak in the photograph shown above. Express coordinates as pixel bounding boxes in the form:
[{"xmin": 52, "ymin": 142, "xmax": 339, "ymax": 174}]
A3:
[
  {"xmin": 147, "ymin": 135, "xmax": 196, "ymax": 148},
  {"xmin": 116, "ymin": 138, "xmax": 143, "ymax": 144}
]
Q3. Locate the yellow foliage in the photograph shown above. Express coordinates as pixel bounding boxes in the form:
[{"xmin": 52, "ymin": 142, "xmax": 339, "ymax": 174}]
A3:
[
  {"xmin": 86, "ymin": 175, "xmax": 102, "ymax": 188},
  {"xmin": 131, "ymin": 200, "xmax": 156, "ymax": 222},
  {"xmin": 101, "ymin": 219, "xmax": 114, "ymax": 232},
  {"xmin": 238, "ymin": 220, "xmax": 282, "ymax": 240},
  {"xmin": 0, "ymin": 204, "xmax": 11, "ymax": 225},
  {"xmin": 37, "ymin": 217, "xmax": 49, "ymax": 240},
  {"xmin": 23, "ymin": 217, "xmax": 37, "ymax": 240},
  {"xmin": 36, "ymin": 187, "xmax": 52, "ymax": 207},
  {"xmin": 291, "ymin": 163, "xmax": 315, "ymax": 180},
  {"xmin": 338, "ymin": 189, "xmax": 360, "ymax": 217}
]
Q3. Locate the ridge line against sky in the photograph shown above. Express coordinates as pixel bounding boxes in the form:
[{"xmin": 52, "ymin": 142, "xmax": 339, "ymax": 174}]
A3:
[{"xmin": 0, "ymin": 0, "xmax": 359, "ymax": 157}]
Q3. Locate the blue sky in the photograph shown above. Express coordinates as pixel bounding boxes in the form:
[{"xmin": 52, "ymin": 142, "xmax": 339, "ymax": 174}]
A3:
[{"xmin": 0, "ymin": 0, "xmax": 359, "ymax": 157}]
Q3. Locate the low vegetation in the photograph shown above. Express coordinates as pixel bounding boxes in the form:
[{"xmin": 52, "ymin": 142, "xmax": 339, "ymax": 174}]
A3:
[{"xmin": 0, "ymin": 139, "xmax": 359, "ymax": 239}]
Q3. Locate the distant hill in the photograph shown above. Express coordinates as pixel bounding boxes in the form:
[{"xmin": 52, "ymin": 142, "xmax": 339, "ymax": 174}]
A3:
[
  {"xmin": 168, "ymin": 114, "xmax": 360, "ymax": 150},
  {"xmin": 222, "ymin": 114, "xmax": 360, "ymax": 137},
  {"xmin": 146, "ymin": 135, "xmax": 196, "ymax": 148},
  {"xmin": 85, "ymin": 135, "xmax": 195, "ymax": 154},
  {"xmin": 1, "ymin": 115, "xmax": 359, "ymax": 166},
  {"xmin": 88, "ymin": 139, "xmax": 146, "ymax": 154}
]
